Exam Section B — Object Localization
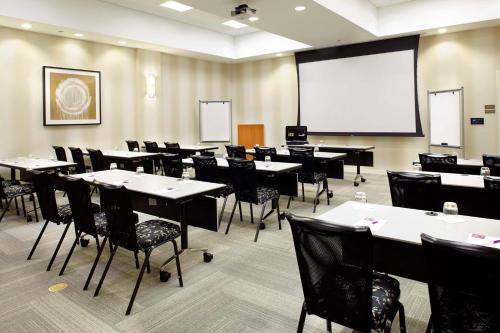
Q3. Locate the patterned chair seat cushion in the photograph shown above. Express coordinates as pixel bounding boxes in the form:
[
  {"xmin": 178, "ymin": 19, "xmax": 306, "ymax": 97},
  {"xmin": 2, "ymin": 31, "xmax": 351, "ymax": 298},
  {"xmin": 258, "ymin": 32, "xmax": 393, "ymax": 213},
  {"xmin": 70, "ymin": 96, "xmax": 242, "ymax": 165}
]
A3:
[
  {"xmin": 256, "ymin": 186, "xmax": 279, "ymax": 204},
  {"xmin": 372, "ymin": 273, "xmax": 401, "ymax": 330},
  {"xmin": 216, "ymin": 184, "xmax": 234, "ymax": 198},
  {"xmin": 93, "ymin": 212, "xmax": 108, "ymax": 234},
  {"xmin": 3, "ymin": 184, "xmax": 34, "ymax": 198},
  {"xmin": 2, "ymin": 180, "xmax": 21, "ymax": 187},
  {"xmin": 57, "ymin": 203, "xmax": 100, "ymax": 224},
  {"xmin": 135, "ymin": 219, "xmax": 181, "ymax": 250},
  {"xmin": 298, "ymin": 172, "xmax": 327, "ymax": 184}
]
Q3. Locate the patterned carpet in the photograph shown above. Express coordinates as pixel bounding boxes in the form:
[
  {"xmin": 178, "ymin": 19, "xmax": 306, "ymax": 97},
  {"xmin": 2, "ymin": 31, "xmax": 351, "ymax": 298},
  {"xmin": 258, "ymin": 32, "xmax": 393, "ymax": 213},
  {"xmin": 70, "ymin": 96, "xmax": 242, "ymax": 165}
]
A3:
[{"xmin": 0, "ymin": 171, "xmax": 430, "ymax": 332}]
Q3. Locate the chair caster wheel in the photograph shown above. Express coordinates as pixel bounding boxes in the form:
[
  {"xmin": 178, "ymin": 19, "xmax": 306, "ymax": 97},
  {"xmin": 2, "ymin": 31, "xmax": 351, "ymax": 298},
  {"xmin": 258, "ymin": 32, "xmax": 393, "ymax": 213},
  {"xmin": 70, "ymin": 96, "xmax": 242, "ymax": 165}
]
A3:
[
  {"xmin": 160, "ymin": 271, "xmax": 171, "ymax": 282},
  {"xmin": 203, "ymin": 252, "xmax": 213, "ymax": 263},
  {"xmin": 80, "ymin": 238, "xmax": 90, "ymax": 247},
  {"xmin": 327, "ymin": 192, "xmax": 333, "ymax": 198},
  {"xmin": 361, "ymin": 178, "xmax": 366, "ymax": 183},
  {"xmin": 26, "ymin": 215, "xmax": 32, "ymax": 222},
  {"xmin": 259, "ymin": 223, "xmax": 266, "ymax": 230},
  {"xmin": 279, "ymin": 213, "xmax": 286, "ymax": 220},
  {"xmin": 354, "ymin": 182, "xmax": 359, "ymax": 187}
]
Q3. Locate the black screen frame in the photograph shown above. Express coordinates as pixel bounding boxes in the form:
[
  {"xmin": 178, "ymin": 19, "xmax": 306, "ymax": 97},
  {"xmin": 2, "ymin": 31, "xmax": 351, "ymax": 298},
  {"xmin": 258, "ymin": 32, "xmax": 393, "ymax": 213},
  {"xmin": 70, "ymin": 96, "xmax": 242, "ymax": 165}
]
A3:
[{"xmin": 295, "ymin": 35, "xmax": 423, "ymax": 137}]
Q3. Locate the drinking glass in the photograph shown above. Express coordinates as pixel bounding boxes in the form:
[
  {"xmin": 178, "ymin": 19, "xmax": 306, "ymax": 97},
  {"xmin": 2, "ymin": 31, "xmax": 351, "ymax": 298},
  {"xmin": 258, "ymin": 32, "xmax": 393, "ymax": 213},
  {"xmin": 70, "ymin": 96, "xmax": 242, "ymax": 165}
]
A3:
[
  {"xmin": 182, "ymin": 170, "xmax": 190, "ymax": 180},
  {"xmin": 443, "ymin": 202, "xmax": 458, "ymax": 215},
  {"xmin": 133, "ymin": 148, "xmax": 139, "ymax": 152},
  {"xmin": 354, "ymin": 191, "xmax": 367, "ymax": 203},
  {"xmin": 413, "ymin": 163, "xmax": 422, "ymax": 171},
  {"xmin": 480, "ymin": 167, "xmax": 490, "ymax": 176},
  {"xmin": 264, "ymin": 155, "xmax": 271, "ymax": 166},
  {"xmin": 136, "ymin": 166, "xmax": 144, "ymax": 174},
  {"xmin": 110, "ymin": 163, "xmax": 118, "ymax": 170},
  {"xmin": 195, "ymin": 151, "xmax": 201, "ymax": 156},
  {"xmin": 49, "ymin": 155, "xmax": 55, "ymax": 161}
]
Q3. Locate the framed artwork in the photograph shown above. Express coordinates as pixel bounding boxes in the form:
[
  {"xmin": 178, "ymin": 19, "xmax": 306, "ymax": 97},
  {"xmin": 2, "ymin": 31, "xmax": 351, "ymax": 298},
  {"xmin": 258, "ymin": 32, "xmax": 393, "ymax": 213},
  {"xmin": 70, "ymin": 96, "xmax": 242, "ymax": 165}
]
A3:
[{"xmin": 43, "ymin": 66, "xmax": 101, "ymax": 126}]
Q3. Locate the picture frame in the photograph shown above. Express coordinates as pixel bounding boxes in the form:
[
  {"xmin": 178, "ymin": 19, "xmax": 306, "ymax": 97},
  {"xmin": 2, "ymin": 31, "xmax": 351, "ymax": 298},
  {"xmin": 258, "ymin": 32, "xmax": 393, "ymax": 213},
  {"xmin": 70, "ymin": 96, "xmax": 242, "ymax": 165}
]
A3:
[{"xmin": 43, "ymin": 66, "xmax": 101, "ymax": 126}]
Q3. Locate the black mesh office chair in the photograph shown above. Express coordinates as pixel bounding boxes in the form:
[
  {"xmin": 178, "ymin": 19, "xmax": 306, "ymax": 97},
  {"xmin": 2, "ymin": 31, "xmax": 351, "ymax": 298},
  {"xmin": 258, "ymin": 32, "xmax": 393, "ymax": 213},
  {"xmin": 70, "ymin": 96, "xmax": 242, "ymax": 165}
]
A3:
[
  {"xmin": 52, "ymin": 146, "xmax": 68, "ymax": 161},
  {"xmin": 254, "ymin": 146, "xmax": 277, "ymax": 161},
  {"xmin": 225, "ymin": 144, "xmax": 246, "ymax": 159},
  {"xmin": 0, "ymin": 176, "xmax": 38, "ymax": 223},
  {"xmin": 68, "ymin": 147, "xmax": 89, "ymax": 174},
  {"xmin": 87, "ymin": 149, "xmax": 108, "ymax": 172},
  {"xmin": 27, "ymin": 171, "xmax": 99, "ymax": 271},
  {"xmin": 483, "ymin": 154, "xmax": 500, "ymax": 176},
  {"xmin": 161, "ymin": 154, "xmax": 183, "ymax": 178},
  {"xmin": 192, "ymin": 155, "xmax": 234, "ymax": 227},
  {"xmin": 286, "ymin": 212, "xmax": 406, "ymax": 333},
  {"xmin": 483, "ymin": 177, "xmax": 500, "ymax": 219},
  {"xmin": 226, "ymin": 158, "xmax": 281, "ymax": 242},
  {"xmin": 421, "ymin": 233, "xmax": 500, "ymax": 333},
  {"xmin": 59, "ymin": 176, "xmax": 108, "ymax": 289},
  {"xmin": 164, "ymin": 142, "xmax": 181, "ymax": 154},
  {"xmin": 143, "ymin": 141, "xmax": 162, "ymax": 174},
  {"xmin": 126, "ymin": 140, "xmax": 140, "ymax": 152},
  {"xmin": 94, "ymin": 184, "xmax": 183, "ymax": 315},
  {"xmin": 289, "ymin": 147, "xmax": 330, "ymax": 213},
  {"xmin": 419, "ymin": 153, "xmax": 457, "ymax": 173},
  {"xmin": 387, "ymin": 171, "xmax": 442, "ymax": 212}
]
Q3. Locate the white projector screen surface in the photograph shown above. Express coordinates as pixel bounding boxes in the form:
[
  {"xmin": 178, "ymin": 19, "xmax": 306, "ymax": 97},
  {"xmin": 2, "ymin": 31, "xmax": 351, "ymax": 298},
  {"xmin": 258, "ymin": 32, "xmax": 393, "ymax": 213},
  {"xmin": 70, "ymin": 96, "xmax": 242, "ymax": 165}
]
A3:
[
  {"xmin": 199, "ymin": 101, "xmax": 231, "ymax": 142},
  {"xmin": 299, "ymin": 50, "xmax": 417, "ymax": 135}
]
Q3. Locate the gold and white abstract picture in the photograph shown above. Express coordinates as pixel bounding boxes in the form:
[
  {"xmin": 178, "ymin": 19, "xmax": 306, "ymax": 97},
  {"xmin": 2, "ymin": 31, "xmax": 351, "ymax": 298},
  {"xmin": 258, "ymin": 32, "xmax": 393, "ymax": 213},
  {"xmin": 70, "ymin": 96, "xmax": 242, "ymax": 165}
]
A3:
[{"xmin": 43, "ymin": 67, "xmax": 101, "ymax": 125}]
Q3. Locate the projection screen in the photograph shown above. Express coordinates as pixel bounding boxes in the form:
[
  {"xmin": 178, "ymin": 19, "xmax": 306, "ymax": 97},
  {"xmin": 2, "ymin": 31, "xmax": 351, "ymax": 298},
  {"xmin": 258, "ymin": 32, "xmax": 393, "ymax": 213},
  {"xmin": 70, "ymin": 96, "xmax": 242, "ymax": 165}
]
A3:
[{"xmin": 296, "ymin": 36, "xmax": 422, "ymax": 136}]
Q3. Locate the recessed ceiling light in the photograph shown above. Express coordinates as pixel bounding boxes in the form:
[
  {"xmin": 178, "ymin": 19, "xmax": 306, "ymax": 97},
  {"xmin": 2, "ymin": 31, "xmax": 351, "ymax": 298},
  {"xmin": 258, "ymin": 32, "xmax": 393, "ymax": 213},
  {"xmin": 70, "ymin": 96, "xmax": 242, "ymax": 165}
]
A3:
[
  {"xmin": 248, "ymin": 16, "xmax": 259, "ymax": 22},
  {"xmin": 276, "ymin": 53, "xmax": 283, "ymax": 57},
  {"xmin": 295, "ymin": 6, "xmax": 306, "ymax": 11},
  {"xmin": 222, "ymin": 20, "xmax": 248, "ymax": 29},
  {"xmin": 74, "ymin": 33, "xmax": 84, "ymax": 37},
  {"xmin": 437, "ymin": 28, "xmax": 447, "ymax": 34},
  {"xmin": 21, "ymin": 23, "xmax": 32, "ymax": 29},
  {"xmin": 160, "ymin": 1, "xmax": 192, "ymax": 12},
  {"xmin": 117, "ymin": 40, "xmax": 127, "ymax": 45}
]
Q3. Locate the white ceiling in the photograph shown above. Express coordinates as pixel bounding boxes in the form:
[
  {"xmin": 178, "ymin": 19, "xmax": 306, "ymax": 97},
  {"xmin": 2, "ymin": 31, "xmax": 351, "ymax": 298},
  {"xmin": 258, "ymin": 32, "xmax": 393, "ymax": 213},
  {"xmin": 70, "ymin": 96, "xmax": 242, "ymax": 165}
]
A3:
[
  {"xmin": 0, "ymin": 0, "xmax": 499, "ymax": 61},
  {"xmin": 369, "ymin": 0, "xmax": 412, "ymax": 7},
  {"xmin": 100, "ymin": 0, "xmax": 259, "ymax": 36}
]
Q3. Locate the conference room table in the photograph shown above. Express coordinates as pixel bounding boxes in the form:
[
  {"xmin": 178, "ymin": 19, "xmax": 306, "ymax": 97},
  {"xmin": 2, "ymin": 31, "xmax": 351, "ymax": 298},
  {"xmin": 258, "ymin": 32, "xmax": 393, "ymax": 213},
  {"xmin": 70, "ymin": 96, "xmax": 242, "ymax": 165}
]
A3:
[
  {"xmin": 0, "ymin": 157, "xmax": 76, "ymax": 180},
  {"xmin": 288, "ymin": 144, "xmax": 375, "ymax": 186},
  {"xmin": 73, "ymin": 169, "xmax": 225, "ymax": 253},
  {"xmin": 404, "ymin": 170, "xmax": 497, "ymax": 218},
  {"xmin": 412, "ymin": 157, "xmax": 483, "ymax": 175},
  {"xmin": 142, "ymin": 145, "xmax": 219, "ymax": 158},
  {"xmin": 318, "ymin": 201, "xmax": 500, "ymax": 282}
]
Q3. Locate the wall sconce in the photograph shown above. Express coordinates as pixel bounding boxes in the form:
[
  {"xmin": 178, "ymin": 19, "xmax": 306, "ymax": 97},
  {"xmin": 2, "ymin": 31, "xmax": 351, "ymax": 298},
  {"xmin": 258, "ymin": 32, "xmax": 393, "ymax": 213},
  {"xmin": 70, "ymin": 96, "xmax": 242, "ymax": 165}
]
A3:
[{"xmin": 146, "ymin": 74, "xmax": 156, "ymax": 99}]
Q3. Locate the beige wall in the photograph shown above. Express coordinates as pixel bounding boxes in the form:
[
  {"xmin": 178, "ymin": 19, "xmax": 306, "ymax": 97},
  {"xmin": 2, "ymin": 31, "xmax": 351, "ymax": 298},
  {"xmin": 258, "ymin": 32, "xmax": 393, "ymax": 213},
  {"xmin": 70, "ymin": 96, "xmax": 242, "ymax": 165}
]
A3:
[{"xmin": 1, "ymin": 25, "xmax": 499, "ymax": 173}]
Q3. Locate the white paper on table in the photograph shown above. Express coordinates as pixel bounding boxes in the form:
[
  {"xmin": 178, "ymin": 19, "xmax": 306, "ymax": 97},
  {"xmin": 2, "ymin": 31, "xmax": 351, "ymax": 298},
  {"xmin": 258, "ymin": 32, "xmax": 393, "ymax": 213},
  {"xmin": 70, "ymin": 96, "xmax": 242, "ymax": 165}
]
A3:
[
  {"xmin": 466, "ymin": 233, "xmax": 500, "ymax": 249},
  {"xmin": 155, "ymin": 188, "xmax": 176, "ymax": 195},
  {"xmin": 437, "ymin": 215, "xmax": 467, "ymax": 224},
  {"xmin": 355, "ymin": 217, "xmax": 387, "ymax": 231}
]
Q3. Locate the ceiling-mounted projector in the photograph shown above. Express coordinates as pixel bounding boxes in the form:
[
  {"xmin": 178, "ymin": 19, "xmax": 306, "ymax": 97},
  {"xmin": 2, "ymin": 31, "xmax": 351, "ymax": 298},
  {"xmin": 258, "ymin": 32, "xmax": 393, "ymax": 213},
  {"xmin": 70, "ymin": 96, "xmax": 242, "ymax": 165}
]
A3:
[{"xmin": 231, "ymin": 4, "xmax": 256, "ymax": 19}]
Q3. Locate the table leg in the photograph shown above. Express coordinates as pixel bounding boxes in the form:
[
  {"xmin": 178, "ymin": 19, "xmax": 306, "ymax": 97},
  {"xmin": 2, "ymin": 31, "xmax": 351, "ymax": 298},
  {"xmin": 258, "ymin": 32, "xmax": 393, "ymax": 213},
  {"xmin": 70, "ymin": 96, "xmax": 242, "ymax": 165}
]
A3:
[
  {"xmin": 11, "ymin": 168, "xmax": 16, "ymax": 181},
  {"xmin": 353, "ymin": 151, "xmax": 366, "ymax": 187}
]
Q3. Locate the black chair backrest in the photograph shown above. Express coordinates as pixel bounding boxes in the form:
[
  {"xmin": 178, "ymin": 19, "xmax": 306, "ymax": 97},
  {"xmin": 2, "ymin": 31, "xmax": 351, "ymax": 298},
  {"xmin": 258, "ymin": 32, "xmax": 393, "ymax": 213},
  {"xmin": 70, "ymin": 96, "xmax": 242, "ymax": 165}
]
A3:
[
  {"xmin": 419, "ymin": 153, "xmax": 457, "ymax": 173},
  {"xmin": 387, "ymin": 171, "xmax": 442, "ymax": 212},
  {"xmin": 225, "ymin": 144, "xmax": 246, "ymax": 159},
  {"xmin": 192, "ymin": 155, "xmax": 219, "ymax": 183},
  {"xmin": 144, "ymin": 141, "xmax": 159, "ymax": 153},
  {"xmin": 126, "ymin": 140, "xmax": 140, "ymax": 152},
  {"xmin": 68, "ymin": 147, "xmax": 87, "ymax": 174},
  {"xmin": 52, "ymin": 146, "xmax": 67, "ymax": 162},
  {"xmin": 227, "ymin": 158, "xmax": 258, "ymax": 203},
  {"xmin": 421, "ymin": 233, "xmax": 500, "ymax": 332},
  {"xmin": 483, "ymin": 154, "xmax": 500, "ymax": 176},
  {"xmin": 63, "ymin": 176, "xmax": 98, "ymax": 237},
  {"xmin": 483, "ymin": 176, "xmax": 500, "ymax": 219},
  {"xmin": 31, "ymin": 170, "xmax": 62, "ymax": 223},
  {"xmin": 286, "ymin": 213, "xmax": 374, "ymax": 332},
  {"xmin": 289, "ymin": 147, "xmax": 316, "ymax": 183},
  {"xmin": 98, "ymin": 184, "xmax": 138, "ymax": 252},
  {"xmin": 254, "ymin": 146, "xmax": 277, "ymax": 161},
  {"xmin": 164, "ymin": 142, "xmax": 181, "ymax": 154},
  {"xmin": 87, "ymin": 149, "xmax": 107, "ymax": 172},
  {"xmin": 161, "ymin": 154, "xmax": 183, "ymax": 178}
]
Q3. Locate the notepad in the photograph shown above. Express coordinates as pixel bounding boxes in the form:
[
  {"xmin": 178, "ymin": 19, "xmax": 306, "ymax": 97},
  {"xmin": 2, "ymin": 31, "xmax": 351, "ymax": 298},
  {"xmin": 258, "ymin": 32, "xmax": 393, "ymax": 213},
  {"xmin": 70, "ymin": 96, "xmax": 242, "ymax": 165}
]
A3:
[
  {"xmin": 466, "ymin": 233, "xmax": 500, "ymax": 249},
  {"xmin": 355, "ymin": 217, "xmax": 386, "ymax": 231}
]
